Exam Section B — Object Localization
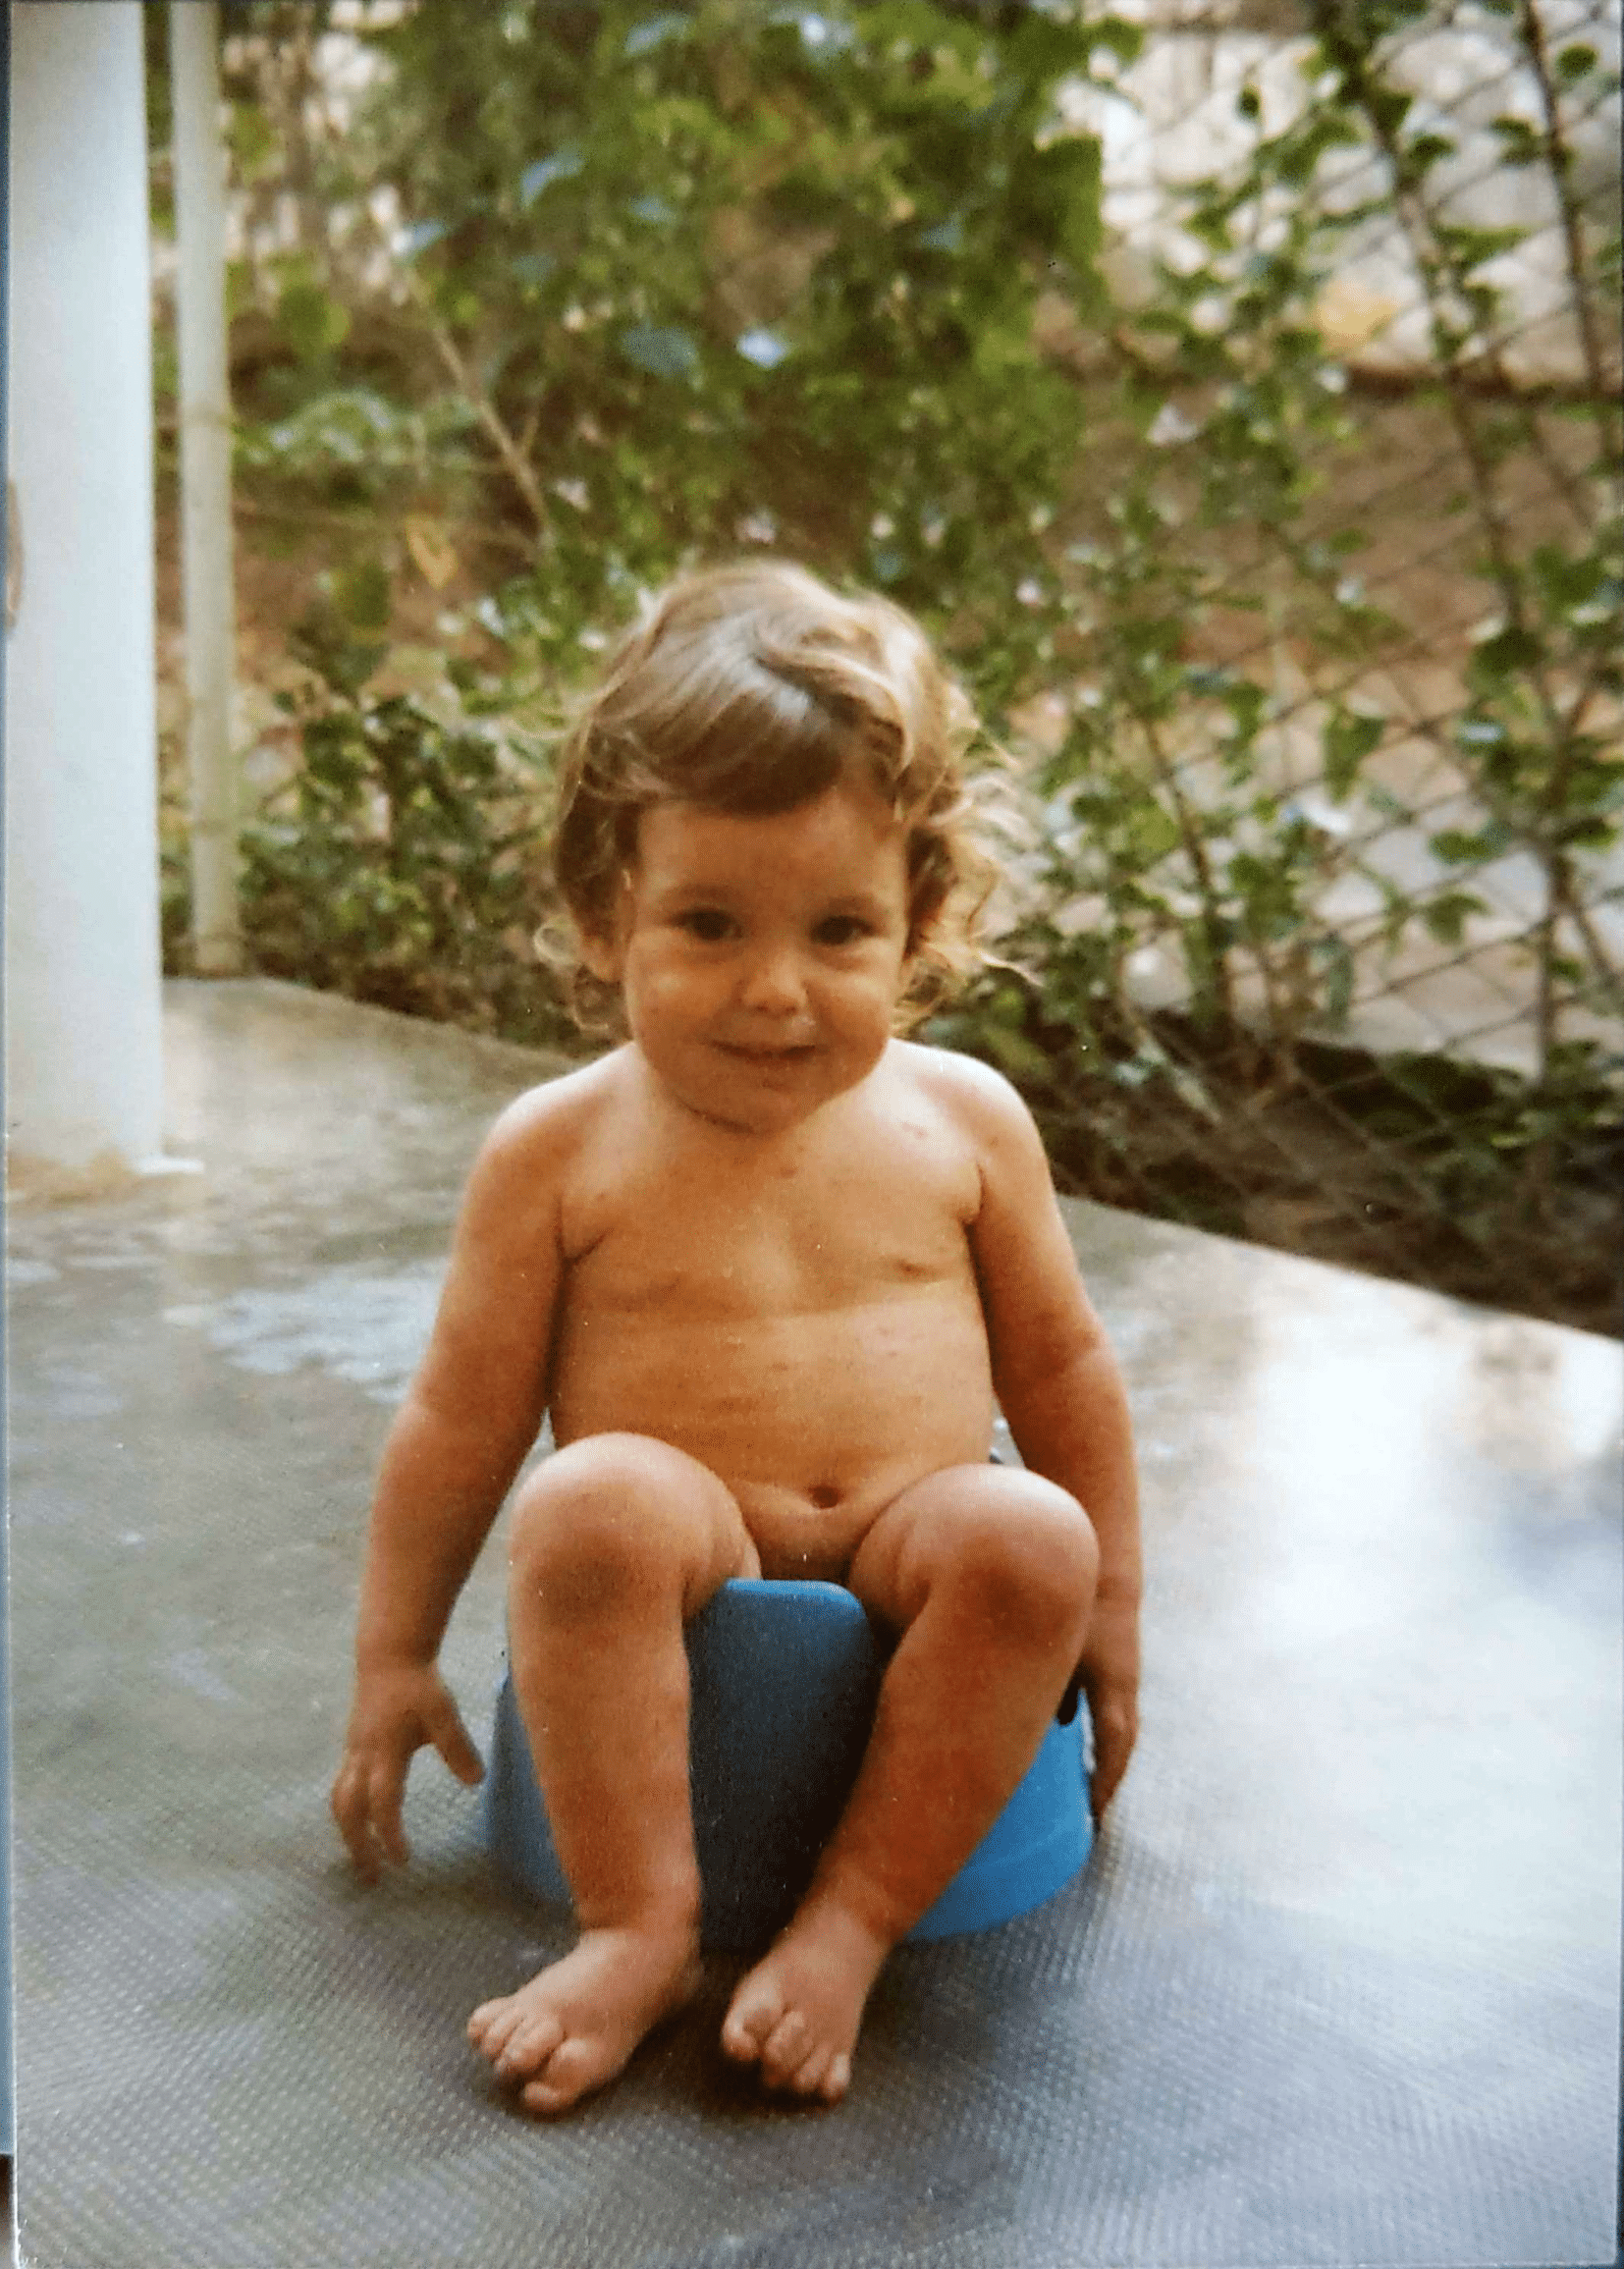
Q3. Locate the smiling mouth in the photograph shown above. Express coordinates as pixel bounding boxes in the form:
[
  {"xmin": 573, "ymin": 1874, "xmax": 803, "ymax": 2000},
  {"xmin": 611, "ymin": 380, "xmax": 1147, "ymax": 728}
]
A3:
[{"xmin": 718, "ymin": 1042, "xmax": 817, "ymax": 1063}]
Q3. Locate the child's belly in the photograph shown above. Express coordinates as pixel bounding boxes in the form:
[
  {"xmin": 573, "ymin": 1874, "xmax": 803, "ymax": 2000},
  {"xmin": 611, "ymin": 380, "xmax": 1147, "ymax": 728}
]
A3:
[{"xmin": 550, "ymin": 1290, "xmax": 998, "ymax": 1581}]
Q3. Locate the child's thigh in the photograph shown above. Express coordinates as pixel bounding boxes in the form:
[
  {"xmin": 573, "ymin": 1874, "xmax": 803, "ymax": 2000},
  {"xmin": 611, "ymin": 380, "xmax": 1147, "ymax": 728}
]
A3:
[
  {"xmin": 509, "ymin": 1432, "xmax": 761, "ymax": 1617},
  {"xmin": 846, "ymin": 1463, "xmax": 1098, "ymax": 1638}
]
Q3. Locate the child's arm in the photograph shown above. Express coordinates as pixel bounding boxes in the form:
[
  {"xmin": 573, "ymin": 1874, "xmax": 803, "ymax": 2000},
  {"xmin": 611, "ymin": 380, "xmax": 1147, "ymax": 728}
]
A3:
[
  {"xmin": 946, "ymin": 1055, "xmax": 1143, "ymax": 1820},
  {"xmin": 331, "ymin": 1085, "xmax": 572, "ymax": 1883}
]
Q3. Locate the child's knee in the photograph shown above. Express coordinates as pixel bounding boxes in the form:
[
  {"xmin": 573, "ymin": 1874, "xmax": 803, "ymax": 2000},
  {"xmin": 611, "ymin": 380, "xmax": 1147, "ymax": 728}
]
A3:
[
  {"xmin": 939, "ymin": 1474, "xmax": 1098, "ymax": 1647},
  {"xmin": 508, "ymin": 1432, "xmax": 728, "ymax": 1620}
]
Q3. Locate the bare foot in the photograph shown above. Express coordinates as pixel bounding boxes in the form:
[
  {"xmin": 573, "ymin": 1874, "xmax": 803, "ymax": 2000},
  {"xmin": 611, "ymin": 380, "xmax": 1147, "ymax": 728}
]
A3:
[
  {"xmin": 467, "ymin": 1923, "xmax": 702, "ymax": 2115},
  {"xmin": 720, "ymin": 1899, "xmax": 891, "ymax": 2104}
]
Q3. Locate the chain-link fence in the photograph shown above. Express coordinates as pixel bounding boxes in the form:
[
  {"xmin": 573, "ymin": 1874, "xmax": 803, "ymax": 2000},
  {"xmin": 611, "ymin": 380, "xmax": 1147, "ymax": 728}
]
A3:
[
  {"xmin": 954, "ymin": 0, "xmax": 1623, "ymax": 1330},
  {"xmin": 152, "ymin": 0, "xmax": 1622, "ymax": 1330}
]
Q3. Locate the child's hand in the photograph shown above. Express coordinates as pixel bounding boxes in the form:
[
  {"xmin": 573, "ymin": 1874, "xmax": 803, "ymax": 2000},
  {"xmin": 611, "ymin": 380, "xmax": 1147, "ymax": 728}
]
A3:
[
  {"xmin": 331, "ymin": 1662, "xmax": 485, "ymax": 1884},
  {"xmin": 1075, "ymin": 1597, "xmax": 1140, "ymax": 1823}
]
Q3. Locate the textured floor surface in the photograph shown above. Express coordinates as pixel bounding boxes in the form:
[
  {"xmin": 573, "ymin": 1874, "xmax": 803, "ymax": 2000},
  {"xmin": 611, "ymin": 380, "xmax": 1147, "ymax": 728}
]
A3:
[{"xmin": 8, "ymin": 979, "xmax": 1621, "ymax": 2269}]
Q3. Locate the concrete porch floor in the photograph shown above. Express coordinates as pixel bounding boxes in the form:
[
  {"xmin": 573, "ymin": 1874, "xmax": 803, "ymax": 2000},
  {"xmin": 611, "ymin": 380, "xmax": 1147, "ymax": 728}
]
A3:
[{"xmin": 7, "ymin": 978, "xmax": 1621, "ymax": 2269}]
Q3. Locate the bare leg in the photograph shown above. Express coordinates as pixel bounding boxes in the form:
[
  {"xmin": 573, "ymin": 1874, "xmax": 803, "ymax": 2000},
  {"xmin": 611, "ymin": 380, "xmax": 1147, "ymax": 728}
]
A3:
[
  {"xmin": 721, "ymin": 1465, "xmax": 1097, "ymax": 2102},
  {"xmin": 468, "ymin": 1433, "xmax": 757, "ymax": 2114}
]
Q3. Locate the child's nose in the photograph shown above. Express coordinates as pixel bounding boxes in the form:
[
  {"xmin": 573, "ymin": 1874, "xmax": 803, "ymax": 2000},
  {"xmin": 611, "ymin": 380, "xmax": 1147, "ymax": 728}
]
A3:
[{"xmin": 737, "ymin": 944, "xmax": 808, "ymax": 1014}]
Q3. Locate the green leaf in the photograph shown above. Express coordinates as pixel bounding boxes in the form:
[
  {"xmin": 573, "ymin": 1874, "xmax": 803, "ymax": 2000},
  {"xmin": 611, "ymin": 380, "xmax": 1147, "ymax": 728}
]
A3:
[
  {"xmin": 227, "ymin": 100, "xmax": 280, "ymax": 185},
  {"xmin": 1468, "ymin": 623, "xmax": 1543, "ymax": 683},
  {"xmin": 1127, "ymin": 800, "xmax": 1180, "ymax": 865},
  {"xmin": 983, "ymin": 1025, "xmax": 1055, "ymax": 1083},
  {"xmin": 1422, "ymin": 890, "xmax": 1488, "ymax": 945},
  {"xmin": 1059, "ymin": 137, "xmax": 1104, "ymax": 270},
  {"xmin": 1429, "ymin": 825, "xmax": 1506, "ymax": 867},
  {"xmin": 1554, "ymin": 42, "xmax": 1598, "ymax": 82},
  {"xmin": 224, "ymin": 258, "xmax": 256, "ymax": 323},
  {"xmin": 1218, "ymin": 675, "xmax": 1268, "ymax": 743},
  {"xmin": 1530, "ymin": 540, "xmax": 1605, "ymax": 615},
  {"xmin": 277, "ymin": 280, "xmax": 351, "ymax": 361},
  {"xmin": 1556, "ymin": 812, "xmax": 1622, "ymax": 850},
  {"xmin": 334, "ymin": 561, "xmax": 393, "ymax": 633},
  {"xmin": 1490, "ymin": 113, "xmax": 1543, "ymax": 166},
  {"xmin": 1435, "ymin": 221, "xmax": 1527, "ymax": 271},
  {"xmin": 1083, "ymin": 18, "xmax": 1144, "ymax": 70},
  {"xmin": 1323, "ymin": 704, "xmax": 1385, "ymax": 799},
  {"xmin": 1406, "ymin": 131, "xmax": 1456, "ymax": 171}
]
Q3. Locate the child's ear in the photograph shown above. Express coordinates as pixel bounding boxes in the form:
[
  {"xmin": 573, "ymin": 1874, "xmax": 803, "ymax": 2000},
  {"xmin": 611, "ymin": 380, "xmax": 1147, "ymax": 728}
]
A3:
[
  {"xmin": 579, "ymin": 864, "xmax": 634, "ymax": 984},
  {"xmin": 579, "ymin": 927, "xmax": 624, "ymax": 985}
]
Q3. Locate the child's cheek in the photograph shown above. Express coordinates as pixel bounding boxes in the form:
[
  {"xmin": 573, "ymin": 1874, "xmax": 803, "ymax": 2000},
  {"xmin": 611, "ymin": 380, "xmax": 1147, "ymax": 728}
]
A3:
[{"xmin": 642, "ymin": 963, "xmax": 716, "ymax": 1031}]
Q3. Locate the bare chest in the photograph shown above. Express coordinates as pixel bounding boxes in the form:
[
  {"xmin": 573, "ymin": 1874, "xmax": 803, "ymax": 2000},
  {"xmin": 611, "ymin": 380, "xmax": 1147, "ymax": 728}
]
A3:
[{"xmin": 561, "ymin": 1126, "xmax": 981, "ymax": 1323}]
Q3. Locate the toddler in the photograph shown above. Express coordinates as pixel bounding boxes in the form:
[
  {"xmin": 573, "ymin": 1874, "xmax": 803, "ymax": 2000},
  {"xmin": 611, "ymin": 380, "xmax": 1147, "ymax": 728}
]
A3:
[{"xmin": 332, "ymin": 562, "xmax": 1142, "ymax": 2114}]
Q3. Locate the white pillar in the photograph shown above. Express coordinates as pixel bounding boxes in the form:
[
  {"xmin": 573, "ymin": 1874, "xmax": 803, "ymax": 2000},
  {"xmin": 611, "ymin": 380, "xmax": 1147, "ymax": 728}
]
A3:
[
  {"xmin": 5, "ymin": 1, "xmax": 167, "ymax": 1173},
  {"xmin": 171, "ymin": 0, "xmax": 243, "ymax": 976}
]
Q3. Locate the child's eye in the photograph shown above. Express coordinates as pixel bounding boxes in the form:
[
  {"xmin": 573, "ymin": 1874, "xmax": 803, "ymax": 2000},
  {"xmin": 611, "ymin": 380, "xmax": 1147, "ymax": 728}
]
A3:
[
  {"xmin": 813, "ymin": 915, "xmax": 874, "ymax": 947},
  {"xmin": 677, "ymin": 908, "xmax": 736, "ymax": 943}
]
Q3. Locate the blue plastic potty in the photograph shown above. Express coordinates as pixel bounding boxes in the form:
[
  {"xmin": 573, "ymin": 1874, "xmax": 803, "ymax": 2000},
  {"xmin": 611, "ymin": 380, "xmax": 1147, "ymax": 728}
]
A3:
[{"xmin": 483, "ymin": 1577, "xmax": 1094, "ymax": 1953}]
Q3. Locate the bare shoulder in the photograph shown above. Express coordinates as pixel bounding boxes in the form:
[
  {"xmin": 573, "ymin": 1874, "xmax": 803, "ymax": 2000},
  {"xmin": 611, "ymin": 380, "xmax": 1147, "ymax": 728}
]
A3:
[
  {"xmin": 480, "ymin": 1050, "xmax": 626, "ymax": 1160},
  {"xmin": 892, "ymin": 1040, "xmax": 1049, "ymax": 1170},
  {"xmin": 460, "ymin": 1050, "xmax": 632, "ymax": 1224}
]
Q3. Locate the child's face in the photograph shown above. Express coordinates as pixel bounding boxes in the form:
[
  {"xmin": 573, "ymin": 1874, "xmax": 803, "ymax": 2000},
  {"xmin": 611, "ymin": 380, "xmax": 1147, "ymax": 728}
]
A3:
[{"xmin": 586, "ymin": 783, "xmax": 914, "ymax": 1135}]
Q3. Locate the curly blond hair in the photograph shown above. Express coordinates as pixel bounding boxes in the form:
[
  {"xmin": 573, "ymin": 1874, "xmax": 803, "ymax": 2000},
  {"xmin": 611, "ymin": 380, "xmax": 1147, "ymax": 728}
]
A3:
[{"xmin": 546, "ymin": 561, "xmax": 996, "ymax": 1031}]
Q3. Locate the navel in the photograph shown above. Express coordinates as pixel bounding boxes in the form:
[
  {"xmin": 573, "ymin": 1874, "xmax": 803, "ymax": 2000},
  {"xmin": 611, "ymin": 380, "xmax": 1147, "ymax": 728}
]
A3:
[{"xmin": 808, "ymin": 1483, "xmax": 841, "ymax": 1510}]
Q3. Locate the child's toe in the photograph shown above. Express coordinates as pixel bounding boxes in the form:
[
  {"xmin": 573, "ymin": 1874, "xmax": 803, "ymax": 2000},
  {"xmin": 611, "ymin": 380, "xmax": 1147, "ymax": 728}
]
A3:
[
  {"xmin": 761, "ymin": 2009, "xmax": 811, "ymax": 2081},
  {"xmin": 497, "ymin": 2011, "xmax": 565, "ymax": 2078},
  {"xmin": 469, "ymin": 2001, "xmax": 523, "ymax": 2061},
  {"xmin": 819, "ymin": 2052, "xmax": 851, "ymax": 2104},
  {"xmin": 788, "ymin": 2040, "xmax": 835, "ymax": 2097},
  {"xmin": 721, "ymin": 1986, "xmax": 782, "ymax": 2064},
  {"xmin": 518, "ymin": 2070, "xmax": 573, "ymax": 2117},
  {"xmin": 466, "ymin": 1998, "xmax": 506, "ymax": 2047},
  {"xmin": 520, "ymin": 2034, "xmax": 606, "ymax": 2114}
]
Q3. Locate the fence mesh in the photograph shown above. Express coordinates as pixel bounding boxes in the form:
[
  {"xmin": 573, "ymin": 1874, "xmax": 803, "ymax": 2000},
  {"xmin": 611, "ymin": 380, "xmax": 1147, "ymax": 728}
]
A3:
[{"xmin": 955, "ymin": 0, "xmax": 1623, "ymax": 1329}]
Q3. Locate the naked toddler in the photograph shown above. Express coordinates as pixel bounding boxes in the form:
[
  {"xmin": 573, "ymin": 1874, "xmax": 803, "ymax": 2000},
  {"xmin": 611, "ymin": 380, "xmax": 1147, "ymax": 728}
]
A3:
[{"xmin": 332, "ymin": 562, "xmax": 1142, "ymax": 2112}]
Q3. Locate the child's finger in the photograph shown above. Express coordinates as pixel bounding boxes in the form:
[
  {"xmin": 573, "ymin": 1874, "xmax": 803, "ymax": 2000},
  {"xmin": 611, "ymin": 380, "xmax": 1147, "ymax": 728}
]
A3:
[
  {"xmin": 430, "ymin": 1700, "xmax": 486, "ymax": 1787},
  {"xmin": 369, "ymin": 1762, "xmax": 411, "ymax": 1866},
  {"xmin": 1088, "ymin": 1723, "xmax": 1134, "ymax": 1820},
  {"xmin": 332, "ymin": 1761, "xmax": 383, "ymax": 1882}
]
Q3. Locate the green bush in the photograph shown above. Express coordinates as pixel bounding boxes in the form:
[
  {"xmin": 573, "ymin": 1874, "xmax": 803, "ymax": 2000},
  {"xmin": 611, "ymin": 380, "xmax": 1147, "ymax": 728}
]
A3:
[
  {"xmin": 334, "ymin": 0, "xmax": 1139, "ymax": 703},
  {"xmin": 234, "ymin": 596, "xmax": 568, "ymax": 1046}
]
